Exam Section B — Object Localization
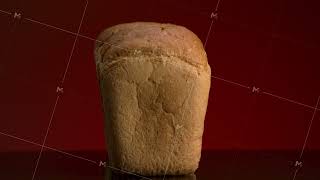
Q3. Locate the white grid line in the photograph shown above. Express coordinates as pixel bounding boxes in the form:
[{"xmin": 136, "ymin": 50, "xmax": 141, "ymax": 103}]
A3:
[
  {"xmin": 31, "ymin": 95, "xmax": 61, "ymax": 179},
  {"xmin": 0, "ymin": 130, "xmax": 98, "ymax": 164},
  {"xmin": 23, "ymin": 16, "xmax": 127, "ymax": 50},
  {"xmin": 215, "ymin": 0, "xmax": 222, "ymax": 12},
  {"xmin": 262, "ymin": 91, "xmax": 315, "ymax": 110},
  {"xmin": 212, "ymin": 75, "xmax": 320, "ymax": 111},
  {"xmin": 204, "ymin": 0, "xmax": 221, "ymax": 48},
  {"xmin": 292, "ymin": 96, "xmax": 320, "ymax": 180},
  {"xmin": 299, "ymin": 96, "xmax": 320, "ymax": 159},
  {"xmin": 5, "ymin": 1, "xmax": 151, "ymax": 179},
  {"xmin": 0, "ymin": 0, "xmax": 319, "ymax": 179},
  {"xmin": 0, "ymin": 9, "xmax": 11, "ymax": 15},
  {"xmin": 24, "ymin": 17, "xmax": 79, "ymax": 37},
  {"xmin": 0, "ymin": 3, "xmax": 149, "ymax": 179},
  {"xmin": 162, "ymin": 1, "xmax": 222, "ymax": 178},
  {"xmin": 212, "ymin": 75, "xmax": 251, "ymax": 89},
  {"xmin": 0, "ymin": 129, "xmax": 153, "ymax": 179},
  {"xmin": 106, "ymin": 166, "xmax": 153, "ymax": 180},
  {"xmin": 292, "ymin": 167, "xmax": 300, "ymax": 180},
  {"xmin": 31, "ymin": 0, "xmax": 88, "ymax": 179},
  {"xmin": 0, "ymin": 6, "xmax": 317, "ymax": 112},
  {"xmin": 61, "ymin": 0, "xmax": 88, "ymax": 84},
  {"xmin": 204, "ymin": 17, "xmax": 215, "ymax": 48}
]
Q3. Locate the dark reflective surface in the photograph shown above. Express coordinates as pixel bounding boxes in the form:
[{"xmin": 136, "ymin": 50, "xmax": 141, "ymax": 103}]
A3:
[
  {"xmin": 0, "ymin": 150, "xmax": 319, "ymax": 179},
  {"xmin": 105, "ymin": 169, "xmax": 196, "ymax": 180}
]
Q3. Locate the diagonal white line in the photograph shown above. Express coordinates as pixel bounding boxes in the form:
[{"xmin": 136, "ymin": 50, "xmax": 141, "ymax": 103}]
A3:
[
  {"xmin": 24, "ymin": 17, "xmax": 79, "ymax": 36},
  {"xmin": 204, "ymin": 19, "xmax": 215, "ymax": 48},
  {"xmin": 299, "ymin": 96, "xmax": 320, "ymax": 159},
  {"xmin": 107, "ymin": 166, "xmax": 153, "ymax": 180},
  {"xmin": 0, "ymin": 129, "xmax": 153, "ymax": 179},
  {"xmin": 44, "ymin": 146, "xmax": 98, "ymax": 164},
  {"xmin": 212, "ymin": 75, "xmax": 319, "ymax": 111},
  {"xmin": 61, "ymin": 0, "xmax": 89, "ymax": 84},
  {"xmin": 204, "ymin": 0, "xmax": 223, "ymax": 48},
  {"xmin": 31, "ymin": 1, "xmax": 89, "ymax": 179},
  {"xmin": 2, "ymin": 1, "xmax": 318, "ymax": 179},
  {"xmin": 31, "ymin": 95, "xmax": 60, "ymax": 179},
  {"xmin": 262, "ymin": 91, "xmax": 315, "ymax": 110},
  {"xmin": 0, "ymin": 122, "xmax": 148, "ymax": 179},
  {"xmin": 215, "ymin": 0, "xmax": 222, "ymax": 12},
  {"xmin": 0, "ymin": 9, "xmax": 11, "ymax": 15},
  {"xmin": 23, "ymin": 16, "xmax": 127, "ymax": 51},
  {"xmin": 0, "ymin": 130, "xmax": 97, "ymax": 164},
  {"xmin": 0, "ymin": 4, "xmax": 148, "ymax": 178},
  {"xmin": 78, "ymin": 33, "xmax": 128, "ymax": 50},
  {"xmin": 212, "ymin": 75, "xmax": 251, "ymax": 89},
  {"xmin": 0, "ymin": 131, "xmax": 40, "ymax": 147},
  {"xmin": 165, "ymin": 1, "xmax": 216, "ymax": 179},
  {"xmin": 292, "ymin": 168, "xmax": 300, "ymax": 180},
  {"xmin": 32, "ymin": 0, "xmax": 89, "ymax": 180},
  {"xmin": 291, "ymin": 96, "xmax": 319, "ymax": 180}
]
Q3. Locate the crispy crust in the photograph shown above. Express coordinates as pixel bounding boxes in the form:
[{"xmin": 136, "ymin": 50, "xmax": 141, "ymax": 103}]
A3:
[{"xmin": 94, "ymin": 22, "xmax": 208, "ymax": 68}]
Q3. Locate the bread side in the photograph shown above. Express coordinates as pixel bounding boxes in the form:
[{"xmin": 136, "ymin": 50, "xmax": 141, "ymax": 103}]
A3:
[{"xmin": 95, "ymin": 22, "xmax": 211, "ymax": 176}]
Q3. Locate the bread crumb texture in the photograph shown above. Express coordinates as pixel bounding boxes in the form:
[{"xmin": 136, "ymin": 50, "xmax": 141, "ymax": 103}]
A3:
[{"xmin": 95, "ymin": 22, "xmax": 211, "ymax": 176}]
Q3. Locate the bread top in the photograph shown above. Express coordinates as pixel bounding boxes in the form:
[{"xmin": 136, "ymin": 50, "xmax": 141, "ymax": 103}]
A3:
[{"xmin": 95, "ymin": 22, "xmax": 208, "ymax": 68}]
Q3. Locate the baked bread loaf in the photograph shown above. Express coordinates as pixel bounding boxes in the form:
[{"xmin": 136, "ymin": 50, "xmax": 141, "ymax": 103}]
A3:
[{"xmin": 95, "ymin": 22, "xmax": 211, "ymax": 176}]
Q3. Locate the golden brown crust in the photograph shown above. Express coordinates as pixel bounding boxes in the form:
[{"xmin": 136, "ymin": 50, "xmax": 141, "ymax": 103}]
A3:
[{"xmin": 95, "ymin": 22, "xmax": 208, "ymax": 68}]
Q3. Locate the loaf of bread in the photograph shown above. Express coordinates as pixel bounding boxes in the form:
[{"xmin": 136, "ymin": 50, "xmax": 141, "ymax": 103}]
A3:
[{"xmin": 95, "ymin": 22, "xmax": 211, "ymax": 176}]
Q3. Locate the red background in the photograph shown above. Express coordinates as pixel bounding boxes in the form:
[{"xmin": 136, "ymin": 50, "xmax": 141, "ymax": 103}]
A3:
[{"xmin": 0, "ymin": 0, "xmax": 320, "ymax": 153}]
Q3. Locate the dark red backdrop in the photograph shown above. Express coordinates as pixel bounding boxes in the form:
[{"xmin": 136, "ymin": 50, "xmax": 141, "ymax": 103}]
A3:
[{"xmin": 0, "ymin": 0, "xmax": 320, "ymax": 152}]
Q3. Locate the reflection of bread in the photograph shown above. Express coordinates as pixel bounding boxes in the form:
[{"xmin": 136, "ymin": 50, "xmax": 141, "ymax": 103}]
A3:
[
  {"xmin": 105, "ymin": 167, "xmax": 196, "ymax": 180},
  {"xmin": 95, "ymin": 22, "xmax": 211, "ymax": 176}
]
